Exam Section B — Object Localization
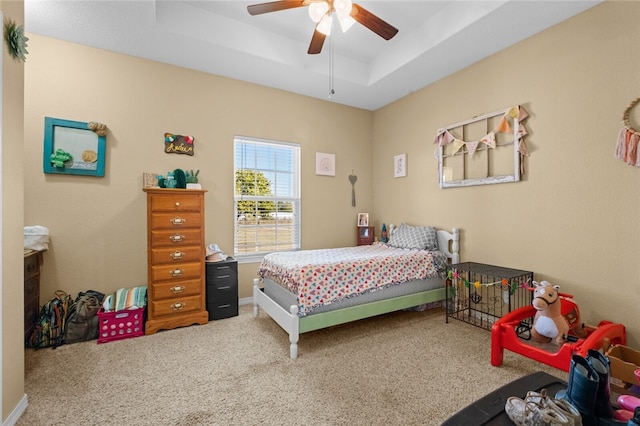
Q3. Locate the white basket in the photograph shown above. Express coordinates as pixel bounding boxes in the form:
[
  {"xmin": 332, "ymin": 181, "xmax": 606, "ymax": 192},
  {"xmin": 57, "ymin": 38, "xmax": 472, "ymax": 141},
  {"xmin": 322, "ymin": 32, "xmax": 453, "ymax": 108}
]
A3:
[{"xmin": 24, "ymin": 226, "xmax": 50, "ymax": 251}]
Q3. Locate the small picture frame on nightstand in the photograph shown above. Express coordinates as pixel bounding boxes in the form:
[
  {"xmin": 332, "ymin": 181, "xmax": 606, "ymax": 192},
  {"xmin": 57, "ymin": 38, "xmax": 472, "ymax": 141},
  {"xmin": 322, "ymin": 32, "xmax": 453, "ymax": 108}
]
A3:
[{"xmin": 357, "ymin": 212, "xmax": 369, "ymax": 227}]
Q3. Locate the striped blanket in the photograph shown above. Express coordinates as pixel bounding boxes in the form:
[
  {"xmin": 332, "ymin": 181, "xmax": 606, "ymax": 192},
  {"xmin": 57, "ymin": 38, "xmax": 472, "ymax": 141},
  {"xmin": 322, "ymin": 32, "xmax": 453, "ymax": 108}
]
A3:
[{"xmin": 102, "ymin": 285, "xmax": 147, "ymax": 312}]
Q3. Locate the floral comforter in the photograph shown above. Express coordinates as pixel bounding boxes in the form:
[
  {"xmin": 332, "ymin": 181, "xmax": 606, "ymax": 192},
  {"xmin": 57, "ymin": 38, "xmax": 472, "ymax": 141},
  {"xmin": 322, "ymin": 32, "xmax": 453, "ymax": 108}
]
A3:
[{"xmin": 258, "ymin": 243, "xmax": 447, "ymax": 316}]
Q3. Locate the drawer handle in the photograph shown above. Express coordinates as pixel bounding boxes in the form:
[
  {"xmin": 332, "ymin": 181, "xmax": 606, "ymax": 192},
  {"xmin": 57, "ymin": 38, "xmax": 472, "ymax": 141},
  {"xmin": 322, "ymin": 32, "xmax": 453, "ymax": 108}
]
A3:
[
  {"xmin": 170, "ymin": 285, "xmax": 185, "ymax": 294},
  {"xmin": 170, "ymin": 251, "xmax": 184, "ymax": 260},
  {"xmin": 218, "ymin": 274, "xmax": 230, "ymax": 279},
  {"xmin": 171, "ymin": 217, "xmax": 186, "ymax": 225},
  {"xmin": 171, "ymin": 301, "xmax": 186, "ymax": 310},
  {"xmin": 170, "ymin": 268, "xmax": 183, "ymax": 277},
  {"xmin": 175, "ymin": 202, "xmax": 180, "ymax": 207},
  {"xmin": 169, "ymin": 234, "xmax": 185, "ymax": 242},
  {"xmin": 218, "ymin": 285, "xmax": 231, "ymax": 290},
  {"xmin": 218, "ymin": 304, "xmax": 231, "ymax": 309}
]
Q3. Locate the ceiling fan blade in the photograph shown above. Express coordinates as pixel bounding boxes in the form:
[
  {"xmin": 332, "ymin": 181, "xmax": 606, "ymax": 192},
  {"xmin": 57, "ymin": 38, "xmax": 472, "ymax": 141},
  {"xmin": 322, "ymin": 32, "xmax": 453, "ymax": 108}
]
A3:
[
  {"xmin": 308, "ymin": 28, "xmax": 326, "ymax": 54},
  {"xmin": 247, "ymin": 1, "xmax": 307, "ymax": 16},
  {"xmin": 350, "ymin": 4, "xmax": 399, "ymax": 40}
]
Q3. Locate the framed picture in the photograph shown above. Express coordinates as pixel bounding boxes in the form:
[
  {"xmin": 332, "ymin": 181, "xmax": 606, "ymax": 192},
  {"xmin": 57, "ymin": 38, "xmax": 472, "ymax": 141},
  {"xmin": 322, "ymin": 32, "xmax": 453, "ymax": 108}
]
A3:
[
  {"xmin": 143, "ymin": 172, "xmax": 160, "ymax": 188},
  {"xmin": 394, "ymin": 153, "xmax": 407, "ymax": 178},
  {"xmin": 43, "ymin": 117, "xmax": 106, "ymax": 177},
  {"xmin": 315, "ymin": 152, "xmax": 335, "ymax": 176},
  {"xmin": 357, "ymin": 212, "xmax": 369, "ymax": 227}
]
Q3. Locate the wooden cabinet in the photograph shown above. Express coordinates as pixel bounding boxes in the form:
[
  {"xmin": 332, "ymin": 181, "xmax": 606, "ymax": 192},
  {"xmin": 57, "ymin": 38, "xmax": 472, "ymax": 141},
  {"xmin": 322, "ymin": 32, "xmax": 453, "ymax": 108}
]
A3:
[
  {"xmin": 24, "ymin": 250, "xmax": 43, "ymax": 345},
  {"xmin": 144, "ymin": 188, "xmax": 209, "ymax": 335},
  {"xmin": 206, "ymin": 258, "xmax": 238, "ymax": 320},
  {"xmin": 356, "ymin": 226, "xmax": 375, "ymax": 245}
]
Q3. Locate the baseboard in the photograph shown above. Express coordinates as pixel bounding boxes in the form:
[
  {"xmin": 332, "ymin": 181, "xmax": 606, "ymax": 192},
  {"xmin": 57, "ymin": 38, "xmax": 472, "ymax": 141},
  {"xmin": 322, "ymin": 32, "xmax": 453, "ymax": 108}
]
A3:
[
  {"xmin": 3, "ymin": 394, "xmax": 27, "ymax": 426},
  {"xmin": 239, "ymin": 296, "xmax": 253, "ymax": 306}
]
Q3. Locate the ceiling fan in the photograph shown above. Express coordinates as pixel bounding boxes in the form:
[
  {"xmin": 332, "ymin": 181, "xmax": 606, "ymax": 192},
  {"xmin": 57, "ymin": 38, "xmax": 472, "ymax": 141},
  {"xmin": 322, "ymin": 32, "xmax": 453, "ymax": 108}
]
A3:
[{"xmin": 247, "ymin": 0, "xmax": 399, "ymax": 54}]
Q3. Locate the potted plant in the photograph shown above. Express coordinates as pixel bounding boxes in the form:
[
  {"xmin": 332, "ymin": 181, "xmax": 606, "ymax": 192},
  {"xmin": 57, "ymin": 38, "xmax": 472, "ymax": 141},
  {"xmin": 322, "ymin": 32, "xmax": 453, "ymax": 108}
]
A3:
[{"xmin": 186, "ymin": 169, "xmax": 201, "ymax": 189}]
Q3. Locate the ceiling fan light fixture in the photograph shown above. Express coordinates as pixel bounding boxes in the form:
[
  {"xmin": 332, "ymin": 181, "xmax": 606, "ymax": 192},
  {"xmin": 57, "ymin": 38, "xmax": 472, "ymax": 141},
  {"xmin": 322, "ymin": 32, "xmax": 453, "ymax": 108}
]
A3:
[
  {"xmin": 308, "ymin": 2, "xmax": 329, "ymax": 23},
  {"xmin": 334, "ymin": 0, "xmax": 353, "ymax": 17},
  {"xmin": 338, "ymin": 14, "xmax": 355, "ymax": 33},
  {"xmin": 317, "ymin": 13, "xmax": 332, "ymax": 36}
]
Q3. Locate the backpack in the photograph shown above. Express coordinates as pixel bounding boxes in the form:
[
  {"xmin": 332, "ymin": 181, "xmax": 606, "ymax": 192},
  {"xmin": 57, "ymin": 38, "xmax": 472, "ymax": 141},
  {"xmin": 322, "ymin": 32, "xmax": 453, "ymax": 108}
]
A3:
[
  {"xmin": 64, "ymin": 290, "xmax": 105, "ymax": 344},
  {"xmin": 28, "ymin": 290, "xmax": 72, "ymax": 349}
]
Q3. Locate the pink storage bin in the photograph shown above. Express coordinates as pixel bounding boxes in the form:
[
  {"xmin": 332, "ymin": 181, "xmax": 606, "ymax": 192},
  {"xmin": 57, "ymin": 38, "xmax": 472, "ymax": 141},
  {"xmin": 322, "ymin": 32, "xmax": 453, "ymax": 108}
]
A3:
[{"xmin": 97, "ymin": 307, "xmax": 145, "ymax": 343}]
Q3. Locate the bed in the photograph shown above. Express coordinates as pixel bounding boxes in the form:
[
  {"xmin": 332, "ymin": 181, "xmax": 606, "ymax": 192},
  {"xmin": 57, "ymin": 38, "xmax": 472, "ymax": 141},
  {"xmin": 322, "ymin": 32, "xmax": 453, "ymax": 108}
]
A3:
[{"xmin": 253, "ymin": 225, "xmax": 460, "ymax": 359}]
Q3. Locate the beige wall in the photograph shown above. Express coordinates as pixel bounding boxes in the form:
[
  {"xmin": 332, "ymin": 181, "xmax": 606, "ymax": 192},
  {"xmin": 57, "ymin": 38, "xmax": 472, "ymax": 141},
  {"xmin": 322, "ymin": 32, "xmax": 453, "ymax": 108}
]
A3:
[
  {"xmin": 23, "ymin": 34, "xmax": 374, "ymax": 302},
  {"xmin": 373, "ymin": 0, "xmax": 639, "ymax": 348},
  {"xmin": 2, "ymin": 0, "xmax": 25, "ymax": 422}
]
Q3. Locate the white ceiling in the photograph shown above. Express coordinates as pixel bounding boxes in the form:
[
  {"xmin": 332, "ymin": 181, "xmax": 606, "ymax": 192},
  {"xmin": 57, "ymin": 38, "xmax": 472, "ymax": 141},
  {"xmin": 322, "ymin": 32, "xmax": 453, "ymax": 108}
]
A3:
[{"xmin": 24, "ymin": 0, "xmax": 601, "ymax": 111}]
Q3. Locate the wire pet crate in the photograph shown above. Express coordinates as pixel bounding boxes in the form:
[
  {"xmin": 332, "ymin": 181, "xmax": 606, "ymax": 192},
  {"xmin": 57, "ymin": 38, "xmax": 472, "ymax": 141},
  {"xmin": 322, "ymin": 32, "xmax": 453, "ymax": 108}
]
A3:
[{"xmin": 446, "ymin": 262, "xmax": 533, "ymax": 330}]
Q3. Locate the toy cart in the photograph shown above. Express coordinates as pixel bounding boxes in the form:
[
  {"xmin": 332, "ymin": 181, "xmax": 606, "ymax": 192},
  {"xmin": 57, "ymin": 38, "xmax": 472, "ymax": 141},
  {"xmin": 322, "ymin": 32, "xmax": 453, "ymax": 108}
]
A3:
[{"xmin": 491, "ymin": 293, "xmax": 626, "ymax": 372}]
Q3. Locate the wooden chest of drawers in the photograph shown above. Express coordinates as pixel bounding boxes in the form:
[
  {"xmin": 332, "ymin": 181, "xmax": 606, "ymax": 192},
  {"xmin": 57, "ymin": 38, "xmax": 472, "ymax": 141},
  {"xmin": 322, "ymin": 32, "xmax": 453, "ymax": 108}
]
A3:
[
  {"xmin": 144, "ymin": 188, "xmax": 209, "ymax": 335},
  {"xmin": 24, "ymin": 250, "xmax": 43, "ymax": 345}
]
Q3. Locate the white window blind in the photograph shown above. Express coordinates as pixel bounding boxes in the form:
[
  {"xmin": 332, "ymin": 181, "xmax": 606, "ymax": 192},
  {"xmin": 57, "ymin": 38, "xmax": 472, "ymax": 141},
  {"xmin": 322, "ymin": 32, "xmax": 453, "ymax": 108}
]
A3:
[{"xmin": 234, "ymin": 136, "xmax": 300, "ymax": 260}]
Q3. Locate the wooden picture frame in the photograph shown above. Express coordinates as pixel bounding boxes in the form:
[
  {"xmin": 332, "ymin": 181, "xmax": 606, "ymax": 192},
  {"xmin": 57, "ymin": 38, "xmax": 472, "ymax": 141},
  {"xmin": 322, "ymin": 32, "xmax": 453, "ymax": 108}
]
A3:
[
  {"xmin": 394, "ymin": 153, "xmax": 407, "ymax": 178},
  {"xmin": 436, "ymin": 107, "xmax": 521, "ymax": 188},
  {"xmin": 43, "ymin": 117, "xmax": 106, "ymax": 177},
  {"xmin": 357, "ymin": 212, "xmax": 369, "ymax": 227},
  {"xmin": 315, "ymin": 152, "xmax": 335, "ymax": 176}
]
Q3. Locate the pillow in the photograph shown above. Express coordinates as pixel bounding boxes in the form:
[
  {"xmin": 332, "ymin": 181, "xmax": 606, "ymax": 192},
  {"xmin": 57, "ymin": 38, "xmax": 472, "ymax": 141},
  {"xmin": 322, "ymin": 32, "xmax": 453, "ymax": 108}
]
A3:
[{"xmin": 387, "ymin": 223, "xmax": 438, "ymax": 251}]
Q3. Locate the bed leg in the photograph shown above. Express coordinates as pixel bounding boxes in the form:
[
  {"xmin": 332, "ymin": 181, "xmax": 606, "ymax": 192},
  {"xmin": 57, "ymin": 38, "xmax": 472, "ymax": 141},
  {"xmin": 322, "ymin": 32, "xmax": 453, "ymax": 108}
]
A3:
[
  {"xmin": 451, "ymin": 228, "xmax": 460, "ymax": 264},
  {"xmin": 290, "ymin": 305, "xmax": 299, "ymax": 359},
  {"xmin": 253, "ymin": 278, "xmax": 260, "ymax": 317}
]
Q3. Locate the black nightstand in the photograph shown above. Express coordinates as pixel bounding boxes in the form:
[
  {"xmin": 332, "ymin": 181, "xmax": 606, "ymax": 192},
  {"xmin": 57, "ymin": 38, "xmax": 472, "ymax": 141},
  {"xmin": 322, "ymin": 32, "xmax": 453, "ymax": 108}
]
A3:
[{"xmin": 205, "ymin": 257, "xmax": 238, "ymax": 320}]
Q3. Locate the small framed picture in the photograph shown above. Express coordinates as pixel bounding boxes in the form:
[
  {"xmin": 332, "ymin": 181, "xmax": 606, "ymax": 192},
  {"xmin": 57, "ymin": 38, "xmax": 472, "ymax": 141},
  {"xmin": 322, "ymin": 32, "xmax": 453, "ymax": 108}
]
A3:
[
  {"xmin": 316, "ymin": 152, "xmax": 336, "ymax": 176},
  {"xmin": 143, "ymin": 172, "xmax": 160, "ymax": 188},
  {"xmin": 357, "ymin": 212, "xmax": 369, "ymax": 227},
  {"xmin": 394, "ymin": 153, "xmax": 407, "ymax": 178}
]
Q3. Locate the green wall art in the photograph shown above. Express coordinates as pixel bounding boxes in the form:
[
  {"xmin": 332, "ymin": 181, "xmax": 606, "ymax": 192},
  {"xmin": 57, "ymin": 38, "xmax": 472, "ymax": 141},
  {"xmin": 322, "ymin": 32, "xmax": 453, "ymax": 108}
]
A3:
[{"xmin": 3, "ymin": 17, "xmax": 28, "ymax": 62}]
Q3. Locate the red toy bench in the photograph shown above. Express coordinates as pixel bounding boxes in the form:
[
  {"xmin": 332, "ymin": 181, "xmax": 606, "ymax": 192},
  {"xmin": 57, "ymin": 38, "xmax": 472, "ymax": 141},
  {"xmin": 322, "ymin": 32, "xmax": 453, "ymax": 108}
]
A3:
[{"xmin": 491, "ymin": 296, "xmax": 626, "ymax": 372}]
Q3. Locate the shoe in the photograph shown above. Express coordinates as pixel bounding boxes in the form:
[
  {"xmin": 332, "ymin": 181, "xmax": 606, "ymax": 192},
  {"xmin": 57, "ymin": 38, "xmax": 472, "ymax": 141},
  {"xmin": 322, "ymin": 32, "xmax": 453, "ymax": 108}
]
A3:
[
  {"xmin": 526, "ymin": 389, "xmax": 582, "ymax": 426},
  {"xmin": 618, "ymin": 395, "xmax": 640, "ymax": 412},
  {"xmin": 506, "ymin": 396, "xmax": 570, "ymax": 426},
  {"xmin": 587, "ymin": 349, "xmax": 615, "ymax": 419},
  {"xmin": 613, "ymin": 410, "xmax": 633, "ymax": 422},
  {"xmin": 557, "ymin": 354, "xmax": 599, "ymax": 426}
]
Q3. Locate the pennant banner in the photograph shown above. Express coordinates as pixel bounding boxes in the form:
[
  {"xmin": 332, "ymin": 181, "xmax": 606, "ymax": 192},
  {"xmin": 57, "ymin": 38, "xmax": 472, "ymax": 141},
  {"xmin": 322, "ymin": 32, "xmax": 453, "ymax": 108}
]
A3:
[
  {"xmin": 433, "ymin": 105, "xmax": 530, "ymax": 159},
  {"xmin": 452, "ymin": 139, "xmax": 465, "ymax": 155},
  {"xmin": 466, "ymin": 141, "xmax": 480, "ymax": 158},
  {"xmin": 480, "ymin": 132, "xmax": 496, "ymax": 149}
]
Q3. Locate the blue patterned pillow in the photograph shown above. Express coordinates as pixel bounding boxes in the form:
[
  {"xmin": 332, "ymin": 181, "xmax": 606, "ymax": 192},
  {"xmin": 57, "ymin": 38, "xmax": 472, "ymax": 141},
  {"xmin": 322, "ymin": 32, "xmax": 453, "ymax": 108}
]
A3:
[{"xmin": 388, "ymin": 224, "xmax": 438, "ymax": 251}]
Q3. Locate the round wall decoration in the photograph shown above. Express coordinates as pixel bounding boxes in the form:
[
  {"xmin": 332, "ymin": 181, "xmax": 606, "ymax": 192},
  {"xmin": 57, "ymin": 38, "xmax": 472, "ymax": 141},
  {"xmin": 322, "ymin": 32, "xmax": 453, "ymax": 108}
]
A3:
[
  {"xmin": 615, "ymin": 97, "xmax": 640, "ymax": 167},
  {"xmin": 3, "ymin": 18, "xmax": 29, "ymax": 62}
]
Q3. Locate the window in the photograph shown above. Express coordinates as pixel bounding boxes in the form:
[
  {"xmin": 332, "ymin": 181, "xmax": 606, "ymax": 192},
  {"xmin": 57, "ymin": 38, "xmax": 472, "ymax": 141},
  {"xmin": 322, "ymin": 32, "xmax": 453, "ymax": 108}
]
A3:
[{"xmin": 234, "ymin": 136, "xmax": 300, "ymax": 261}]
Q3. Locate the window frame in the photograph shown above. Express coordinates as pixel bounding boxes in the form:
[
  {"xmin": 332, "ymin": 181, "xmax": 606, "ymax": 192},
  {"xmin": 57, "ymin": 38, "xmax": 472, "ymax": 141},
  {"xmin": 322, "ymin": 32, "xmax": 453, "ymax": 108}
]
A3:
[{"xmin": 233, "ymin": 136, "xmax": 301, "ymax": 263}]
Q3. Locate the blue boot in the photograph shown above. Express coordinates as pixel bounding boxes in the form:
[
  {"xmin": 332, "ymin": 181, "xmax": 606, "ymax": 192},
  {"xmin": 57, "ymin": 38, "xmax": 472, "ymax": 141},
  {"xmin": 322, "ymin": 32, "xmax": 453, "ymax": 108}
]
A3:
[
  {"xmin": 587, "ymin": 349, "xmax": 615, "ymax": 419},
  {"xmin": 557, "ymin": 354, "xmax": 599, "ymax": 426}
]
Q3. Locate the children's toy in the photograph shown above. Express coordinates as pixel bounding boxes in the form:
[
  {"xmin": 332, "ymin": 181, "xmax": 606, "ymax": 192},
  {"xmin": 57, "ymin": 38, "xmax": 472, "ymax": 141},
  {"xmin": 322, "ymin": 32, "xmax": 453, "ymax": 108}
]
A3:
[
  {"xmin": 530, "ymin": 281, "xmax": 587, "ymax": 344},
  {"xmin": 50, "ymin": 148, "xmax": 72, "ymax": 168},
  {"xmin": 491, "ymin": 288, "xmax": 626, "ymax": 372},
  {"xmin": 618, "ymin": 394, "xmax": 640, "ymax": 412}
]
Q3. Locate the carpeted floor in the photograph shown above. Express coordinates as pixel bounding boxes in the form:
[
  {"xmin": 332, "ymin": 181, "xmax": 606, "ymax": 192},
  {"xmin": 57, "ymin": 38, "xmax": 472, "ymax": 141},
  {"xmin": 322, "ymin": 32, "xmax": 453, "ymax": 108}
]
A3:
[{"xmin": 18, "ymin": 305, "xmax": 565, "ymax": 425}]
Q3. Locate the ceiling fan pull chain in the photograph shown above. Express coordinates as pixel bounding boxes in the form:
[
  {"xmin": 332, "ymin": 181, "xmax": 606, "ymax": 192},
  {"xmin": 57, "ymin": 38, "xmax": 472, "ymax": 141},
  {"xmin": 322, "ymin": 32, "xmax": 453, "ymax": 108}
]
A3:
[{"xmin": 329, "ymin": 32, "xmax": 335, "ymax": 97}]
